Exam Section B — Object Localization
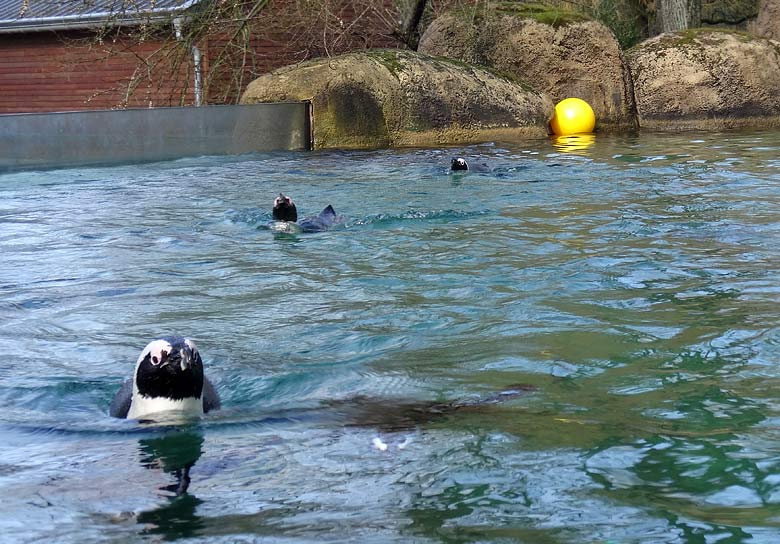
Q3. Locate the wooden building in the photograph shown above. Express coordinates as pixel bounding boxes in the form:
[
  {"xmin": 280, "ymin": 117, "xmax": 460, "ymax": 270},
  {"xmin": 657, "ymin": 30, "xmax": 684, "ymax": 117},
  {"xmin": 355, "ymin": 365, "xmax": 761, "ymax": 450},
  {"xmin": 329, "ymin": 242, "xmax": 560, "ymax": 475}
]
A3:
[{"xmin": 0, "ymin": 0, "xmax": 401, "ymax": 114}]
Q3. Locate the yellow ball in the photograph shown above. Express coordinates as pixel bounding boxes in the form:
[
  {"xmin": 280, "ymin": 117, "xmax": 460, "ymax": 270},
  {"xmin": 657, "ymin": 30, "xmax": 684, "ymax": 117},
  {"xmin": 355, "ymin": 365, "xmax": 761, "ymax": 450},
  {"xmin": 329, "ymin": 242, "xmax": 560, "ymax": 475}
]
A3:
[{"xmin": 550, "ymin": 98, "xmax": 596, "ymax": 136}]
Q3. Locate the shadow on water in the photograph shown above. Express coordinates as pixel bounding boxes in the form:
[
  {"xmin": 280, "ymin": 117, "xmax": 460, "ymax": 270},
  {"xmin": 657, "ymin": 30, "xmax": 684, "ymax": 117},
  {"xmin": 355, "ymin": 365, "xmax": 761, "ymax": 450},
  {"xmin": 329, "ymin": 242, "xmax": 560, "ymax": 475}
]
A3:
[
  {"xmin": 135, "ymin": 431, "xmax": 205, "ymax": 540},
  {"xmin": 323, "ymin": 384, "xmax": 536, "ymax": 432},
  {"xmin": 126, "ymin": 387, "xmax": 534, "ymax": 540}
]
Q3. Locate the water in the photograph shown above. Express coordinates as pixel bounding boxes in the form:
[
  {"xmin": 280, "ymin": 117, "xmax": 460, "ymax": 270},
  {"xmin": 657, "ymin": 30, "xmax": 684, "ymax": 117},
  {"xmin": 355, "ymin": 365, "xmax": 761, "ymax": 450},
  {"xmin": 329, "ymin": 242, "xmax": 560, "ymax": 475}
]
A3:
[{"xmin": 1, "ymin": 131, "xmax": 780, "ymax": 543}]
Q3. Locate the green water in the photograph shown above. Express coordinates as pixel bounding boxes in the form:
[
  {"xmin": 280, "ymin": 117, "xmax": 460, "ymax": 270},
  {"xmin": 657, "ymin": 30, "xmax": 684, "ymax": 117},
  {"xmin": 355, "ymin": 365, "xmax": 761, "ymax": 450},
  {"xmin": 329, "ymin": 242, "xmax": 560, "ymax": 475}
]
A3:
[{"xmin": 1, "ymin": 132, "xmax": 779, "ymax": 543}]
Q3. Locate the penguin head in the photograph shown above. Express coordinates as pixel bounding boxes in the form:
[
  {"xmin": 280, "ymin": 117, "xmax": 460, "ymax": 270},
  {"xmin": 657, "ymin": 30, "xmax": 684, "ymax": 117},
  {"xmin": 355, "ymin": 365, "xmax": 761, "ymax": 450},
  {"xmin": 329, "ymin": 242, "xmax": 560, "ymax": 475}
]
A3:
[
  {"xmin": 451, "ymin": 158, "xmax": 469, "ymax": 171},
  {"xmin": 272, "ymin": 193, "xmax": 298, "ymax": 222},
  {"xmin": 133, "ymin": 336, "xmax": 204, "ymax": 403}
]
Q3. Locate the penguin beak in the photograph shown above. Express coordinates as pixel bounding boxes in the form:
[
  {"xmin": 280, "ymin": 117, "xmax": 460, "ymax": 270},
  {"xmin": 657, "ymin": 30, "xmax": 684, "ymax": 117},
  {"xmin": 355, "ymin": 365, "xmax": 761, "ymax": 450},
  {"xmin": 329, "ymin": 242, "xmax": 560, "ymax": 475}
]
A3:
[
  {"xmin": 158, "ymin": 349, "xmax": 191, "ymax": 371},
  {"xmin": 178, "ymin": 349, "xmax": 192, "ymax": 371}
]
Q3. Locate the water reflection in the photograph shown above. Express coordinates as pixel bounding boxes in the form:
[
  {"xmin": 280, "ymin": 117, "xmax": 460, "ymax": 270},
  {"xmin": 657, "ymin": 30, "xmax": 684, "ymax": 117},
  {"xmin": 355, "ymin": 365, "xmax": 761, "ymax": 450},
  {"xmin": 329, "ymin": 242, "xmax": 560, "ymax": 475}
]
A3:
[
  {"xmin": 136, "ymin": 431, "xmax": 204, "ymax": 539},
  {"xmin": 137, "ymin": 494, "xmax": 204, "ymax": 540},
  {"xmin": 551, "ymin": 133, "xmax": 596, "ymax": 154}
]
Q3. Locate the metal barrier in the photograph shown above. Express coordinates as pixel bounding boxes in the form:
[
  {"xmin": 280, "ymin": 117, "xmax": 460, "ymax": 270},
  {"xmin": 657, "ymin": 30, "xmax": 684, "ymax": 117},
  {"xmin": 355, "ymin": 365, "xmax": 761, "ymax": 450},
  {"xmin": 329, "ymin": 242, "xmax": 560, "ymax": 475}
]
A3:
[{"xmin": 0, "ymin": 102, "xmax": 312, "ymax": 172}]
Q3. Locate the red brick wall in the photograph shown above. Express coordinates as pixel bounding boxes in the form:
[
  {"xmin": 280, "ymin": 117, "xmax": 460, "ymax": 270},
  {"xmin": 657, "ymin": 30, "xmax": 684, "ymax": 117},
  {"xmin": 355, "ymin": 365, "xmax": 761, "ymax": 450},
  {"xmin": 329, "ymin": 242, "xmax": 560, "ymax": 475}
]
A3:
[{"xmin": 0, "ymin": 0, "xmax": 403, "ymax": 114}]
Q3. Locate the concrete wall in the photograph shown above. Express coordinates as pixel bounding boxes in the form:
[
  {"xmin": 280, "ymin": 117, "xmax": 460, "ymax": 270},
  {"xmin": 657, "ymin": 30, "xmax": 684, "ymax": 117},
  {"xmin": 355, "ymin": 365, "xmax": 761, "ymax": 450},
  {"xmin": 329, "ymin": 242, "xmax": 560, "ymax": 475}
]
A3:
[{"xmin": 0, "ymin": 102, "xmax": 311, "ymax": 172}]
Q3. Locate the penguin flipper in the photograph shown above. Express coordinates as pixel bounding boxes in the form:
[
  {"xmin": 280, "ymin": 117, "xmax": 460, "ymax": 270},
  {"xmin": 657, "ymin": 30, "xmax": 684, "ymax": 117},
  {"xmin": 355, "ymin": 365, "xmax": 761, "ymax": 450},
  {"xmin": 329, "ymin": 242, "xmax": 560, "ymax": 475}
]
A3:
[
  {"xmin": 299, "ymin": 205, "xmax": 338, "ymax": 232},
  {"xmin": 202, "ymin": 377, "xmax": 221, "ymax": 413},
  {"xmin": 319, "ymin": 205, "xmax": 336, "ymax": 220},
  {"xmin": 110, "ymin": 379, "xmax": 133, "ymax": 418}
]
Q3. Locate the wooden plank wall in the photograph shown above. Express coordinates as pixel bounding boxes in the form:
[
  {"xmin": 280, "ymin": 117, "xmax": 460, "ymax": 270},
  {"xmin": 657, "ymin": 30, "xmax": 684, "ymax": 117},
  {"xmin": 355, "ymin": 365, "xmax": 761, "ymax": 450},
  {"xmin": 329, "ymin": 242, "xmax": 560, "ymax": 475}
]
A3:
[
  {"xmin": 0, "ymin": 31, "xmax": 195, "ymax": 113},
  {"xmin": 0, "ymin": 0, "xmax": 403, "ymax": 114}
]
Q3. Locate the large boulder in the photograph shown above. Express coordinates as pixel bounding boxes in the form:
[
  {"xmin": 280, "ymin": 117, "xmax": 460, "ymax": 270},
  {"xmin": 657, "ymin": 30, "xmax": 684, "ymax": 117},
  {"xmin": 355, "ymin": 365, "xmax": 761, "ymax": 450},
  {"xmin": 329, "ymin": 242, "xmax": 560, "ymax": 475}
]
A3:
[
  {"xmin": 240, "ymin": 50, "xmax": 553, "ymax": 149},
  {"xmin": 749, "ymin": 0, "xmax": 780, "ymax": 40},
  {"xmin": 626, "ymin": 29, "xmax": 780, "ymax": 130},
  {"xmin": 418, "ymin": 6, "xmax": 638, "ymax": 131},
  {"xmin": 702, "ymin": 0, "xmax": 758, "ymax": 25}
]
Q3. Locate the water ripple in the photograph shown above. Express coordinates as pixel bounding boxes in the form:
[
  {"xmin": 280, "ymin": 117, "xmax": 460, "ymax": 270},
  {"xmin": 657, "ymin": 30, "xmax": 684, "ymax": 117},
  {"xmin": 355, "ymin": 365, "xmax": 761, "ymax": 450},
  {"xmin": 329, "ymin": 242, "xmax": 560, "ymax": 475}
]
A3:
[{"xmin": 2, "ymin": 132, "xmax": 780, "ymax": 542}]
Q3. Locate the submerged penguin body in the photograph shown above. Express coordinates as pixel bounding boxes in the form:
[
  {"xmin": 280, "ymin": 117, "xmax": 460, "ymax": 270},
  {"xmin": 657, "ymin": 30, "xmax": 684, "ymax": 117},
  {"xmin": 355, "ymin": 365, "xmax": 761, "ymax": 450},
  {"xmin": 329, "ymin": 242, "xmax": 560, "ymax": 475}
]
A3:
[
  {"xmin": 271, "ymin": 194, "xmax": 342, "ymax": 233},
  {"xmin": 298, "ymin": 204, "xmax": 339, "ymax": 232},
  {"xmin": 450, "ymin": 157, "xmax": 491, "ymax": 173}
]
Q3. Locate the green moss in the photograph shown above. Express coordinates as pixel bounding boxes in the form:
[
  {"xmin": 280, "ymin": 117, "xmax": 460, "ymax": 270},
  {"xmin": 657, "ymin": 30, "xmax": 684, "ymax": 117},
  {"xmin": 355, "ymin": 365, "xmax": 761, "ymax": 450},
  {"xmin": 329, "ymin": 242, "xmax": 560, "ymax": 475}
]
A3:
[
  {"xmin": 365, "ymin": 49, "xmax": 408, "ymax": 78},
  {"xmin": 446, "ymin": 1, "xmax": 589, "ymax": 28},
  {"xmin": 662, "ymin": 27, "xmax": 756, "ymax": 47},
  {"xmin": 731, "ymin": 29, "xmax": 761, "ymax": 43},
  {"xmin": 492, "ymin": 1, "xmax": 591, "ymax": 27},
  {"xmin": 592, "ymin": 0, "xmax": 646, "ymax": 49},
  {"xmin": 424, "ymin": 54, "xmax": 480, "ymax": 75},
  {"xmin": 628, "ymin": 27, "xmax": 761, "ymax": 55}
]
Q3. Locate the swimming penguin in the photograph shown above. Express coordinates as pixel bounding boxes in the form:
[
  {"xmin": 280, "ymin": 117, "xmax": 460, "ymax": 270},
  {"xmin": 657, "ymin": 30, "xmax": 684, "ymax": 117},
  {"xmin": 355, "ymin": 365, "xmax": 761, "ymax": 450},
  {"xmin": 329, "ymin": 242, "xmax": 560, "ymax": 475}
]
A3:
[
  {"xmin": 451, "ymin": 157, "xmax": 469, "ymax": 171},
  {"xmin": 109, "ymin": 336, "xmax": 220, "ymax": 420},
  {"xmin": 272, "ymin": 193, "xmax": 342, "ymax": 232},
  {"xmin": 450, "ymin": 157, "xmax": 491, "ymax": 173},
  {"xmin": 272, "ymin": 193, "xmax": 298, "ymax": 222}
]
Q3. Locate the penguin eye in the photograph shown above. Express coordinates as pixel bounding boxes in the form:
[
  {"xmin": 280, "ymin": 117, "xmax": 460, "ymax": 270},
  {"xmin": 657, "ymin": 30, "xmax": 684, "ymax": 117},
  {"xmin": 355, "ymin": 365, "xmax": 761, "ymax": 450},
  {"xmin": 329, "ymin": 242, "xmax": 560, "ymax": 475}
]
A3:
[{"xmin": 150, "ymin": 349, "xmax": 167, "ymax": 366}]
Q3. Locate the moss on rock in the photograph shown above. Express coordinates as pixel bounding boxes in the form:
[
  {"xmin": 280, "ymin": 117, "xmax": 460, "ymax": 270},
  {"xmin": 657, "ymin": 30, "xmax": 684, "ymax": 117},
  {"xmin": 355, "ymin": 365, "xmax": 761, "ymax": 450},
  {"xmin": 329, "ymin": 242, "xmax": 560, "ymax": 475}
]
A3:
[
  {"xmin": 418, "ymin": 6, "xmax": 637, "ymax": 131},
  {"xmin": 626, "ymin": 29, "xmax": 780, "ymax": 130},
  {"xmin": 492, "ymin": 1, "xmax": 591, "ymax": 26},
  {"xmin": 240, "ymin": 49, "xmax": 553, "ymax": 149}
]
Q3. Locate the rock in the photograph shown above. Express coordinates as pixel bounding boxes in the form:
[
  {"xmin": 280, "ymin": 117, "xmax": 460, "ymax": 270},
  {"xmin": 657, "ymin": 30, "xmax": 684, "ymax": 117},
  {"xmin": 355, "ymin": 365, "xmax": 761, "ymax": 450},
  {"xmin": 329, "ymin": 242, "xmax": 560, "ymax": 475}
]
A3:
[
  {"xmin": 626, "ymin": 29, "xmax": 780, "ymax": 130},
  {"xmin": 415, "ymin": 13, "xmax": 482, "ymax": 65},
  {"xmin": 748, "ymin": 0, "xmax": 780, "ymax": 40},
  {"xmin": 418, "ymin": 6, "xmax": 638, "ymax": 131},
  {"xmin": 702, "ymin": 0, "xmax": 758, "ymax": 25},
  {"xmin": 240, "ymin": 50, "xmax": 553, "ymax": 149}
]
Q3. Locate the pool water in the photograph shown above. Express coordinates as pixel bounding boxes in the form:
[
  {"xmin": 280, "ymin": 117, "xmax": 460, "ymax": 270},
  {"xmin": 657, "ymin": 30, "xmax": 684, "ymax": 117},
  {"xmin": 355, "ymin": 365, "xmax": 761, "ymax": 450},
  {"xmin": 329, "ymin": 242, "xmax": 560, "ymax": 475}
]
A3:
[{"xmin": 1, "ymin": 132, "xmax": 780, "ymax": 542}]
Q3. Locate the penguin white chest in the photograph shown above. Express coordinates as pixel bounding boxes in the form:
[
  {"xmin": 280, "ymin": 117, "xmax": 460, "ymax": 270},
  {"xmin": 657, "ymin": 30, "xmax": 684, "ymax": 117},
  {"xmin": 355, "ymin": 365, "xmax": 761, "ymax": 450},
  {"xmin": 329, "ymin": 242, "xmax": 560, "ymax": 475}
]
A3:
[{"xmin": 127, "ymin": 395, "xmax": 203, "ymax": 420}]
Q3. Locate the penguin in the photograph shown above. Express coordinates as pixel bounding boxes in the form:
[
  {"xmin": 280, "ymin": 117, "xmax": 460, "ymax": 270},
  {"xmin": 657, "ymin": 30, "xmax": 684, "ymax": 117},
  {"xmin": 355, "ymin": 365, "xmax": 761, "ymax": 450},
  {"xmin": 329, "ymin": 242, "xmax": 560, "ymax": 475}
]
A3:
[
  {"xmin": 451, "ymin": 157, "xmax": 469, "ymax": 171},
  {"xmin": 271, "ymin": 193, "xmax": 342, "ymax": 232},
  {"xmin": 109, "ymin": 336, "xmax": 220, "ymax": 420},
  {"xmin": 272, "ymin": 193, "xmax": 298, "ymax": 222},
  {"xmin": 450, "ymin": 157, "xmax": 491, "ymax": 173}
]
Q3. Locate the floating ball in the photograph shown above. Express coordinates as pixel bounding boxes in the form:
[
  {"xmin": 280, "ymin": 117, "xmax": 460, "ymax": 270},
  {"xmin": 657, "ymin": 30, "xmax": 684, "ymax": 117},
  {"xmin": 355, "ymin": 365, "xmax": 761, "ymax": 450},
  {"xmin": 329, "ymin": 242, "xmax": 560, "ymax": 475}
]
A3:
[{"xmin": 550, "ymin": 98, "xmax": 596, "ymax": 136}]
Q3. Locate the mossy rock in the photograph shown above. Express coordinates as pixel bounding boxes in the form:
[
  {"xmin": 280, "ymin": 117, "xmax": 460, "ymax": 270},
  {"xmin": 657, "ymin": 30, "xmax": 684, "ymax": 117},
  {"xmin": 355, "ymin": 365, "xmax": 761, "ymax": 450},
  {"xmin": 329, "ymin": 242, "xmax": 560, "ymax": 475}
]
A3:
[
  {"xmin": 492, "ymin": 1, "xmax": 591, "ymax": 26},
  {"xmin": 626, "ymin": 29, "xmax": 780, "ymax": 130},
  {"xmin": 418, "ymin": 5, "xmax": 637, "ymax": 131},
  {"xmin": 701, "ymin": 0, "xmax": 758, "ymax": 24},
  {"xmin": 240, "ymin": 50, "xmax": 553, "ymax": 149},
  {"xmin": 446, "ymin": 1, "xmax": 590, "ymax": 27}
]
